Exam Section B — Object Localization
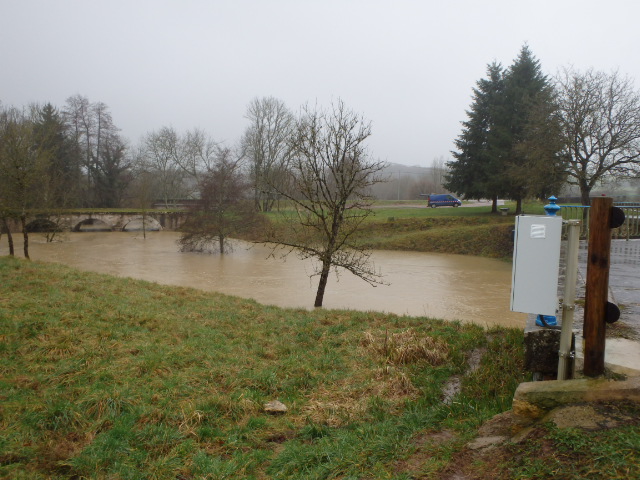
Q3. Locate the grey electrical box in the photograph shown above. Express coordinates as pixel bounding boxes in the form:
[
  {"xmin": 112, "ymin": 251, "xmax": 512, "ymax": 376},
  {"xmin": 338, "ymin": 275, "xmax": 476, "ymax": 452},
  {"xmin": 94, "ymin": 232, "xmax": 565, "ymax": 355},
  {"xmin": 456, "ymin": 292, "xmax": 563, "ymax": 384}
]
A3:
[{"xmin": 511, "ymin": 215, "xmax": 562, "ymax": 316}]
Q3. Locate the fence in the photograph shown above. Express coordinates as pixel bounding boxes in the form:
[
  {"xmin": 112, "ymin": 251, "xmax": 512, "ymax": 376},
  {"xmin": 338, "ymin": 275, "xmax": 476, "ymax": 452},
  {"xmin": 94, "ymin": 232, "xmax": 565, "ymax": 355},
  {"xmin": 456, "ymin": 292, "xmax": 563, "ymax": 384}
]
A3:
[{"xmin": 558, "ymin": 203, "xmax": 640, "ymax": 240}]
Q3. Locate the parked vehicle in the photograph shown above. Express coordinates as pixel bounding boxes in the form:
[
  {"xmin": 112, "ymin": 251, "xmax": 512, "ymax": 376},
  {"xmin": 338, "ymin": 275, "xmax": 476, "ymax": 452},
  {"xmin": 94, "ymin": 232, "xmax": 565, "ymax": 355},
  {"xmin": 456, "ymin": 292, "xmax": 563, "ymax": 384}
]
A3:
[{"xmin": 427, "ymin": 194, "xmax": 462, "ymax": 208}]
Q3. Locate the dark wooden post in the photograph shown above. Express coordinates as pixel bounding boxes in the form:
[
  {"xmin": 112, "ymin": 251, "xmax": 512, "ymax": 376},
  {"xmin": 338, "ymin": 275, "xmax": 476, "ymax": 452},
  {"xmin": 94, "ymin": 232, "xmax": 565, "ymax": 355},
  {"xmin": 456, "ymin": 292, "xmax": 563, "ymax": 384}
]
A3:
[{"xmin": 583, "ymin": 197, "xmax": 613, "ymax": 376}]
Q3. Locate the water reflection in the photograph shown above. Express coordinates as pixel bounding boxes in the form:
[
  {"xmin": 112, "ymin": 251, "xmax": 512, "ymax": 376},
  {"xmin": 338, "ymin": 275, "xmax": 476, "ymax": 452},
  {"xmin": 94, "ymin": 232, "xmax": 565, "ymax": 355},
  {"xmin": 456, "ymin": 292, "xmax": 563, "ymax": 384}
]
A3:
[{"xmin": 2, "ymin": 231, "xmax": 526, "ymax": 328}]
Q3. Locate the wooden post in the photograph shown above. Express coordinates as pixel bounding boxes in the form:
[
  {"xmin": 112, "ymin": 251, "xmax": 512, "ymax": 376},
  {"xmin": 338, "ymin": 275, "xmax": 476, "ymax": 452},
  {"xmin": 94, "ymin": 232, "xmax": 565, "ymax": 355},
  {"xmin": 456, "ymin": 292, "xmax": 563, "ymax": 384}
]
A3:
[{"xmin": 583, "ymin": 196, "xmax": 613, "ymax": 376}]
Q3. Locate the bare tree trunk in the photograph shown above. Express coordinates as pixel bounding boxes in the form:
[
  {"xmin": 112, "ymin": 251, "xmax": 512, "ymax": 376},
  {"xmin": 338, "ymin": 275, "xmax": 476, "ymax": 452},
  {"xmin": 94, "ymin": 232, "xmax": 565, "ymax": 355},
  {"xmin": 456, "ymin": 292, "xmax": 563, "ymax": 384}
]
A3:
[
  {"xmin": 491, "ymin": 195, "xmax": 498, "ymax": 213},
  {"xmin": 20, "ymin": 215, "xmax": 29, "ymax": 260},
  {"xmin": 1, "ymin": 218, "xmax": 14, "ymax": 256},
  {"xmin": 219, "ymin": 234, "xmax": 225, "ymax": 255},
  {"xmin": 515, "ymin": 198, "xmax": 523, "ymax": 215},
  {"xmin": 314, "ymin": 260, "xmax": 331, "ymax": 307},
  {"xmin": 580, "ymin": 186, "xmax": 591, "ymax": 206}
]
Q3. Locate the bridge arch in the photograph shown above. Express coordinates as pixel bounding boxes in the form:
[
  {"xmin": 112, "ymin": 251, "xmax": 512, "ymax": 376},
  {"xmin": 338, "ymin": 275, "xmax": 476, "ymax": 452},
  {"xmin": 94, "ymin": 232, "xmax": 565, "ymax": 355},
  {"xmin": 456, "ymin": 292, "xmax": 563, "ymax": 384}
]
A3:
[
  {"xmin": 74, "ymin": 218, "xmax": 113, "ymax": 232},
  {"xmin": 26, "ymin": 218, "xmax": 61, "ymax": 232},
  {"xmin": 122, "ymin": 216, "xmax": 163, "ymax": 232}
]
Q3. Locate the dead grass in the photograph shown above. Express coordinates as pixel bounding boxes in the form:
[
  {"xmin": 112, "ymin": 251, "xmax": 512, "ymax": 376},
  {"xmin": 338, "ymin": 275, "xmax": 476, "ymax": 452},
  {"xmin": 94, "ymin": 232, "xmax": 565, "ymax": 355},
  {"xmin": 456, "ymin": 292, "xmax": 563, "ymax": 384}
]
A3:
[
  {"xmin": 362, "ymin": 328, "xmax": 450, "ymax": 366},
  {"xmin": 302, "ymin": 365, "xmax": 419, "ymax": 427}
]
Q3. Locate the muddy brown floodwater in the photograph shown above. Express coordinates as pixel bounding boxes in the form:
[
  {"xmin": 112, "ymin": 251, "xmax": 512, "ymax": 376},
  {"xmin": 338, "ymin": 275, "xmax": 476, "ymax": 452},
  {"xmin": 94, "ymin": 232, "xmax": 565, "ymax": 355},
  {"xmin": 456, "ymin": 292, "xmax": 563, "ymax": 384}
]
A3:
[{"xmin": 3, "ymin": 231, "xmax": 526, "ymax": 328}]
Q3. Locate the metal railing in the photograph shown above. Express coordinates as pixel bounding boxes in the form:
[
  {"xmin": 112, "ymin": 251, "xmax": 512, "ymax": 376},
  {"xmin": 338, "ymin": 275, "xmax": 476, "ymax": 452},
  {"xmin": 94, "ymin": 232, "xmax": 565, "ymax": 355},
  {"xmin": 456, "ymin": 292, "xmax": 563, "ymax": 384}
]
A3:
[{"xmin": 558, "ymin": 204, "xmax": 640, "ymax": 240}]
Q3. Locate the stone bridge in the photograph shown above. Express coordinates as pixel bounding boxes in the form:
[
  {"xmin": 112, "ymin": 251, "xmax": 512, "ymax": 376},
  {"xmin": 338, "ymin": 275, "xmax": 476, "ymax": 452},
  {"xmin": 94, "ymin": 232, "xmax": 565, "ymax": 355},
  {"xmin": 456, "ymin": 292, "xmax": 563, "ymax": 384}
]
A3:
[{"xmin": 4, "ymin": 210, "xmax": 189, "ymax": 233}]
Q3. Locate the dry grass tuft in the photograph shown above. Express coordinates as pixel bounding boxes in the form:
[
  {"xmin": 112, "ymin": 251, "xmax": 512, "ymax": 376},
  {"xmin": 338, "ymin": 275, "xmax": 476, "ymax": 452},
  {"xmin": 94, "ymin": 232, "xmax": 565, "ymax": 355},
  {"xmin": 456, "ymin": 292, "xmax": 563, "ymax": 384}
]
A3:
[
  {"xmin": 302, "ymin": 366, "xmax": 418, "ymax": 426},
  {"xmin": 373, "ymin": 366, "xmax": 418, "ymax": 396},
  {"xmin": 362, "ymin": 329, "xmax": 449, "ymax": 366},
  {"xmin": 178, "ymin": 407, "xmax": 205, "ymax": 437},
  {"xmin": 302, "ymin": 384, "xmax": 370, "ymax": 427}
]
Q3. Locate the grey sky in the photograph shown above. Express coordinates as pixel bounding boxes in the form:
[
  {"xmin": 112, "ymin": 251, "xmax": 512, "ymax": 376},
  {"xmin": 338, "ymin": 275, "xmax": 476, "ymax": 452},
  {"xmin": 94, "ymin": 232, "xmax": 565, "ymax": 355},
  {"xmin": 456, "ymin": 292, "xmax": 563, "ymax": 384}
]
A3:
[{"xmin": 2, "ymin": 0, "xmax": 639, "ymax": 167}]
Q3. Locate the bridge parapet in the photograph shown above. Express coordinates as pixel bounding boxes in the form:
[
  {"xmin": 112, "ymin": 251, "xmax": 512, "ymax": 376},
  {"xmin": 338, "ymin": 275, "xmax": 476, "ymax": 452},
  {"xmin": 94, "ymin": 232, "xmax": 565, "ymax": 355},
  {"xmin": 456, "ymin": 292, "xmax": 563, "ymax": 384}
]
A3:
[{"xmin": 1, "ymin": 211, "xmax": 189, "ymax": 233}]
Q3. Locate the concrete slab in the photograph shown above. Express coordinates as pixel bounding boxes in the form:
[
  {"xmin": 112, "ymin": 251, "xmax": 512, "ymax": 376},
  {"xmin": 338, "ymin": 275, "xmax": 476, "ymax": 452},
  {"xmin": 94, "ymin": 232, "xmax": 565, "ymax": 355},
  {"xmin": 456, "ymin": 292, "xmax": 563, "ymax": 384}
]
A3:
[
  {"xmin": 574, "ymin": 336, "xmax": 640, "ymax": 377},
  {"xmin": 513, "ymin": 376, "xmax": 640, "ymax": 420}
]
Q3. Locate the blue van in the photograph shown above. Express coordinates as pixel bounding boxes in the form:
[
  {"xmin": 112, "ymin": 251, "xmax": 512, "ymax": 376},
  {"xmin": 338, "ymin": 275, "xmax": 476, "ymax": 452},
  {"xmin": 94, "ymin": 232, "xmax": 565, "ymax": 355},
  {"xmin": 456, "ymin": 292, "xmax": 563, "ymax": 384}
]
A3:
[{"xmin": 428, "ymin": 194, "xmax": 462, "ymax": 208}]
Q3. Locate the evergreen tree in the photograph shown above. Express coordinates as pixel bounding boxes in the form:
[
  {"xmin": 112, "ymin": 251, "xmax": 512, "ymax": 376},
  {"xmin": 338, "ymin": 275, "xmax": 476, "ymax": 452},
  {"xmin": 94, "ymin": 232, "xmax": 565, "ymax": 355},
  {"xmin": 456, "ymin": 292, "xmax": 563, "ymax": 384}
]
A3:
[
  {"xmin": 32, "ymin": 103, "xmax": 81, "ymax": 207},
  {"xmin": 497, "ymin": 45, "xmax": 565, "ymax": 213},
  {"xmin": 447, "ymin": 46, "xmax": 565, "ymax": 214},
  {"xmin": 446, "ymin": 62, "xmax": 505, "ymax": 212}
]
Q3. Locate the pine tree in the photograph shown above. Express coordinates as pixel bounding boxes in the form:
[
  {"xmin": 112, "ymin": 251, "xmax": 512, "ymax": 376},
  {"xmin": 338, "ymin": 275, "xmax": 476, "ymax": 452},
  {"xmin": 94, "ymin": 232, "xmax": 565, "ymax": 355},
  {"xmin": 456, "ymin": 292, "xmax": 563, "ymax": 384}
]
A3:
[
  {"xmin": 32, "ymin": 103, "xmax": 81, "ymax": 207},
  {"xmin": 498, "ymin": 45, "xmax": 565, "ymax": 213},
  {"xmin": 447, "ymin": 46, "xmax": 565, "ymax": 214},
  {"xmin": 446, "ymin": 62, "xmax": 505, "ymax": 212}
]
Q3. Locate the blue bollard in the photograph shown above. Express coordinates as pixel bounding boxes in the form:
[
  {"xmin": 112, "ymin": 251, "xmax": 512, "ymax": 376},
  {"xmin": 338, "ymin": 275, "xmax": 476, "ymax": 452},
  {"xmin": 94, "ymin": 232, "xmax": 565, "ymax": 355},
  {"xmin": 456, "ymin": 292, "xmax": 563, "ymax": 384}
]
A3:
[{"xmin": 544, "ymin": 195, "xmax": 561, "ymax": 217}]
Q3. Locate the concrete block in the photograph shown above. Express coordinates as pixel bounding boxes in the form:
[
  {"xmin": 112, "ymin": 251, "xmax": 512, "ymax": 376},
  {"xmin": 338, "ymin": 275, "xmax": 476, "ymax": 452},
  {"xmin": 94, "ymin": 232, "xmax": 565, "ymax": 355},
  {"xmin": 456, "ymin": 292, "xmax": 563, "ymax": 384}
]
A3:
[
  {"xmin": 513, "ymin": 376, "xmax": 640, "ymax": 420},
  {"xmin": 524, "ymin": 328, "xmax": 562, "ymax": 374}
]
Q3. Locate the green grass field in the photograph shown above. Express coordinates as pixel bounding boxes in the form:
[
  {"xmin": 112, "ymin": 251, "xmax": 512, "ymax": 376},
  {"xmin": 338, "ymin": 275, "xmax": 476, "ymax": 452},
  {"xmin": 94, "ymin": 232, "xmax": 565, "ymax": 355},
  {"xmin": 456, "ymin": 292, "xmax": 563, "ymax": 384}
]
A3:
[
  {"xmin": 0, "ymin": 256, "xmax": 520, "ymax": 478},
  {"xmin": 257, "ymin": 200, "xmax": 537, "ymax": 260},
  {"xmin": 2, "ymin": 256, "xmax": 638, "ymax": 479}
]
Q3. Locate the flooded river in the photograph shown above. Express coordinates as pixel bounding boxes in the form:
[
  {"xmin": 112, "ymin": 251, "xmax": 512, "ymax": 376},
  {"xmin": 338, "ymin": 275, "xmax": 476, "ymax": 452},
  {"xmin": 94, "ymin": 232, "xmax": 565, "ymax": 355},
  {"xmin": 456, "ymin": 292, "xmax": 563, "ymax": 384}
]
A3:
[{"xmin": 2, "ymin": 231, "xmax": 526, "ymax": 328}]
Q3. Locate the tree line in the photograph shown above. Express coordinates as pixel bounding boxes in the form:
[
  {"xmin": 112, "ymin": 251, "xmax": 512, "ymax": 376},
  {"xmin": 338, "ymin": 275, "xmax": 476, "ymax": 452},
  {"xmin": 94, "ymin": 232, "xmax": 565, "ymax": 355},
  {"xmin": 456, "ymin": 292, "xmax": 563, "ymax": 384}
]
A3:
[
  {"xmin": 3, "ymin": 47, "xmax": 640, "ymax": 306},
  {"xmin": 0, "ymin": 97, "xmax": 384, "ymax": 307},
  {"xmin": 445, "ymin": 45, "xmax": 640, "ymax": 213}
]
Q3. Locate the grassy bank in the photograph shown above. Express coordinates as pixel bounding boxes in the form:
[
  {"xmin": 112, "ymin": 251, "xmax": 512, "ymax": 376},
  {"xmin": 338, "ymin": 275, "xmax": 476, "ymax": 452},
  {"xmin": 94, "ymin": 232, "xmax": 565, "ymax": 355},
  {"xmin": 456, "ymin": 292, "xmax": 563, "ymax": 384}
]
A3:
[
  {"xmin": 1, "ymin": 256, "xmax": 520, "ymax": 478},
  {"xmin": 2, "ymin": 257, "xmax": 638, "ymax": 479},
  {"xmin": 356, "ymin": 201, "xmax": 548, "ymax": 259},
  {"xmin": 257, "ymin": 203, "xmax": 520, "ymax": 259},
  {"xmin": 359, "ymin": 216, "xmax": 515, "ymax": 258}
]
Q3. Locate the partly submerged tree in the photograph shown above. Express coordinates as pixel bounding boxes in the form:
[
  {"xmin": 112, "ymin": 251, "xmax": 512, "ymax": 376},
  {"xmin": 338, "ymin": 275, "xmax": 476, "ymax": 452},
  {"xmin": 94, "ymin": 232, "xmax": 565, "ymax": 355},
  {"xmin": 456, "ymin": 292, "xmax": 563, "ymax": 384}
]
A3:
[
  {"xmin": 554, "ymin": 67, "xmax": 640, "ymax": 205},
  {"xmin": 178, "ymin": 147, "xmax": 263, "ymax": 255},
  {"xmin": 0, "ymin": 107, "xmax": 51, "ymax": 259},
  {"xmin": 0, "ymin": 105, "xmax": 16, "ymax": 255},
  {"xmin": 265, "ymin": 100, "xmax": 387, "ymax": 308}
]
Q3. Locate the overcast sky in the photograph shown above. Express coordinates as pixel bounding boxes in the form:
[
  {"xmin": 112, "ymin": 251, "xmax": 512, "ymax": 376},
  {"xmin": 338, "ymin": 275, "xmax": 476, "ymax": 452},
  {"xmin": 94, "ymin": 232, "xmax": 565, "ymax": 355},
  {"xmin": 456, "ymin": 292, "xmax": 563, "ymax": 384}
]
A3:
[{"xmin": 2, "ymin": 0, "xmax": 640, "ymax": 167}]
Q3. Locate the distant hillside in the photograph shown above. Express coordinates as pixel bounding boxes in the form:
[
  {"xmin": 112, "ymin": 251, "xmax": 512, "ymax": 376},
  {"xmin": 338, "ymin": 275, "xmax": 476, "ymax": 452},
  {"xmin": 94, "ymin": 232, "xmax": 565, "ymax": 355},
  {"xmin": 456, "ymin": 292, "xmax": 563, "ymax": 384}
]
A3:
[
  {"xmin": 371, "ymin": 162, "xmax": 450, "ymax": 200},
  {"xmin": 382, "ymin": 162, "xmax": 432, "ymax": 175}
]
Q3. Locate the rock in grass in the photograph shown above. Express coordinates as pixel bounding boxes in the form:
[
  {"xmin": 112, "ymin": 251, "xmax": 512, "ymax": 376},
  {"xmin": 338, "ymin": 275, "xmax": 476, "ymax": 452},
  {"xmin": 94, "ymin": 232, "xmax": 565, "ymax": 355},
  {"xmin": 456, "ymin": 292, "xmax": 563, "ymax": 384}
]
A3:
[{"xmin": 264, "ymin": 400, "xmax": 287, "ymax": 414}]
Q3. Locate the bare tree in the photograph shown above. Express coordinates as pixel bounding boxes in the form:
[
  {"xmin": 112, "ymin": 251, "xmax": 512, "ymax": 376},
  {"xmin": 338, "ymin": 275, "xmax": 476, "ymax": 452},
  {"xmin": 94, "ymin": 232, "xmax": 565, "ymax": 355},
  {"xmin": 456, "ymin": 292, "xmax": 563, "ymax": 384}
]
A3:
[
  {"xmin": 178, "ymin": 147, "xmax": 262, "ymax": 254},
  {"xmin": 142, "ymin": 126, "xmax": 190, "ymax": 207},
  {"xmin": 555, "ymin": 68, "xmax": 640, "ymax": 204},
  {"xmin": 180, "ymin": 128, "xmax": 219, "ymax": 179},
  {"xmin": 0, "ymin": 108, "xmax": 16, "ymax": 256},
  {"xmin": 265, "ymin": 100, "xmax": 387, "ymax": 307},
  {"xmin": 0, "ymin": 107, "xmax": 51, "ymax": 259},
  {"xmin": 63, "ymin": 95, "xmax": 126, "ymax": 207},
  {"xmin": 242, "ymin": 96, "xmax": 294, "ymax": 212},
  {"xmin": 128, "ymin": 144, "xmax": 155, "ymax": 238},
  {"xmin": 63, "ymin": 95, "xmax": 93, "ymax": 192}
]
